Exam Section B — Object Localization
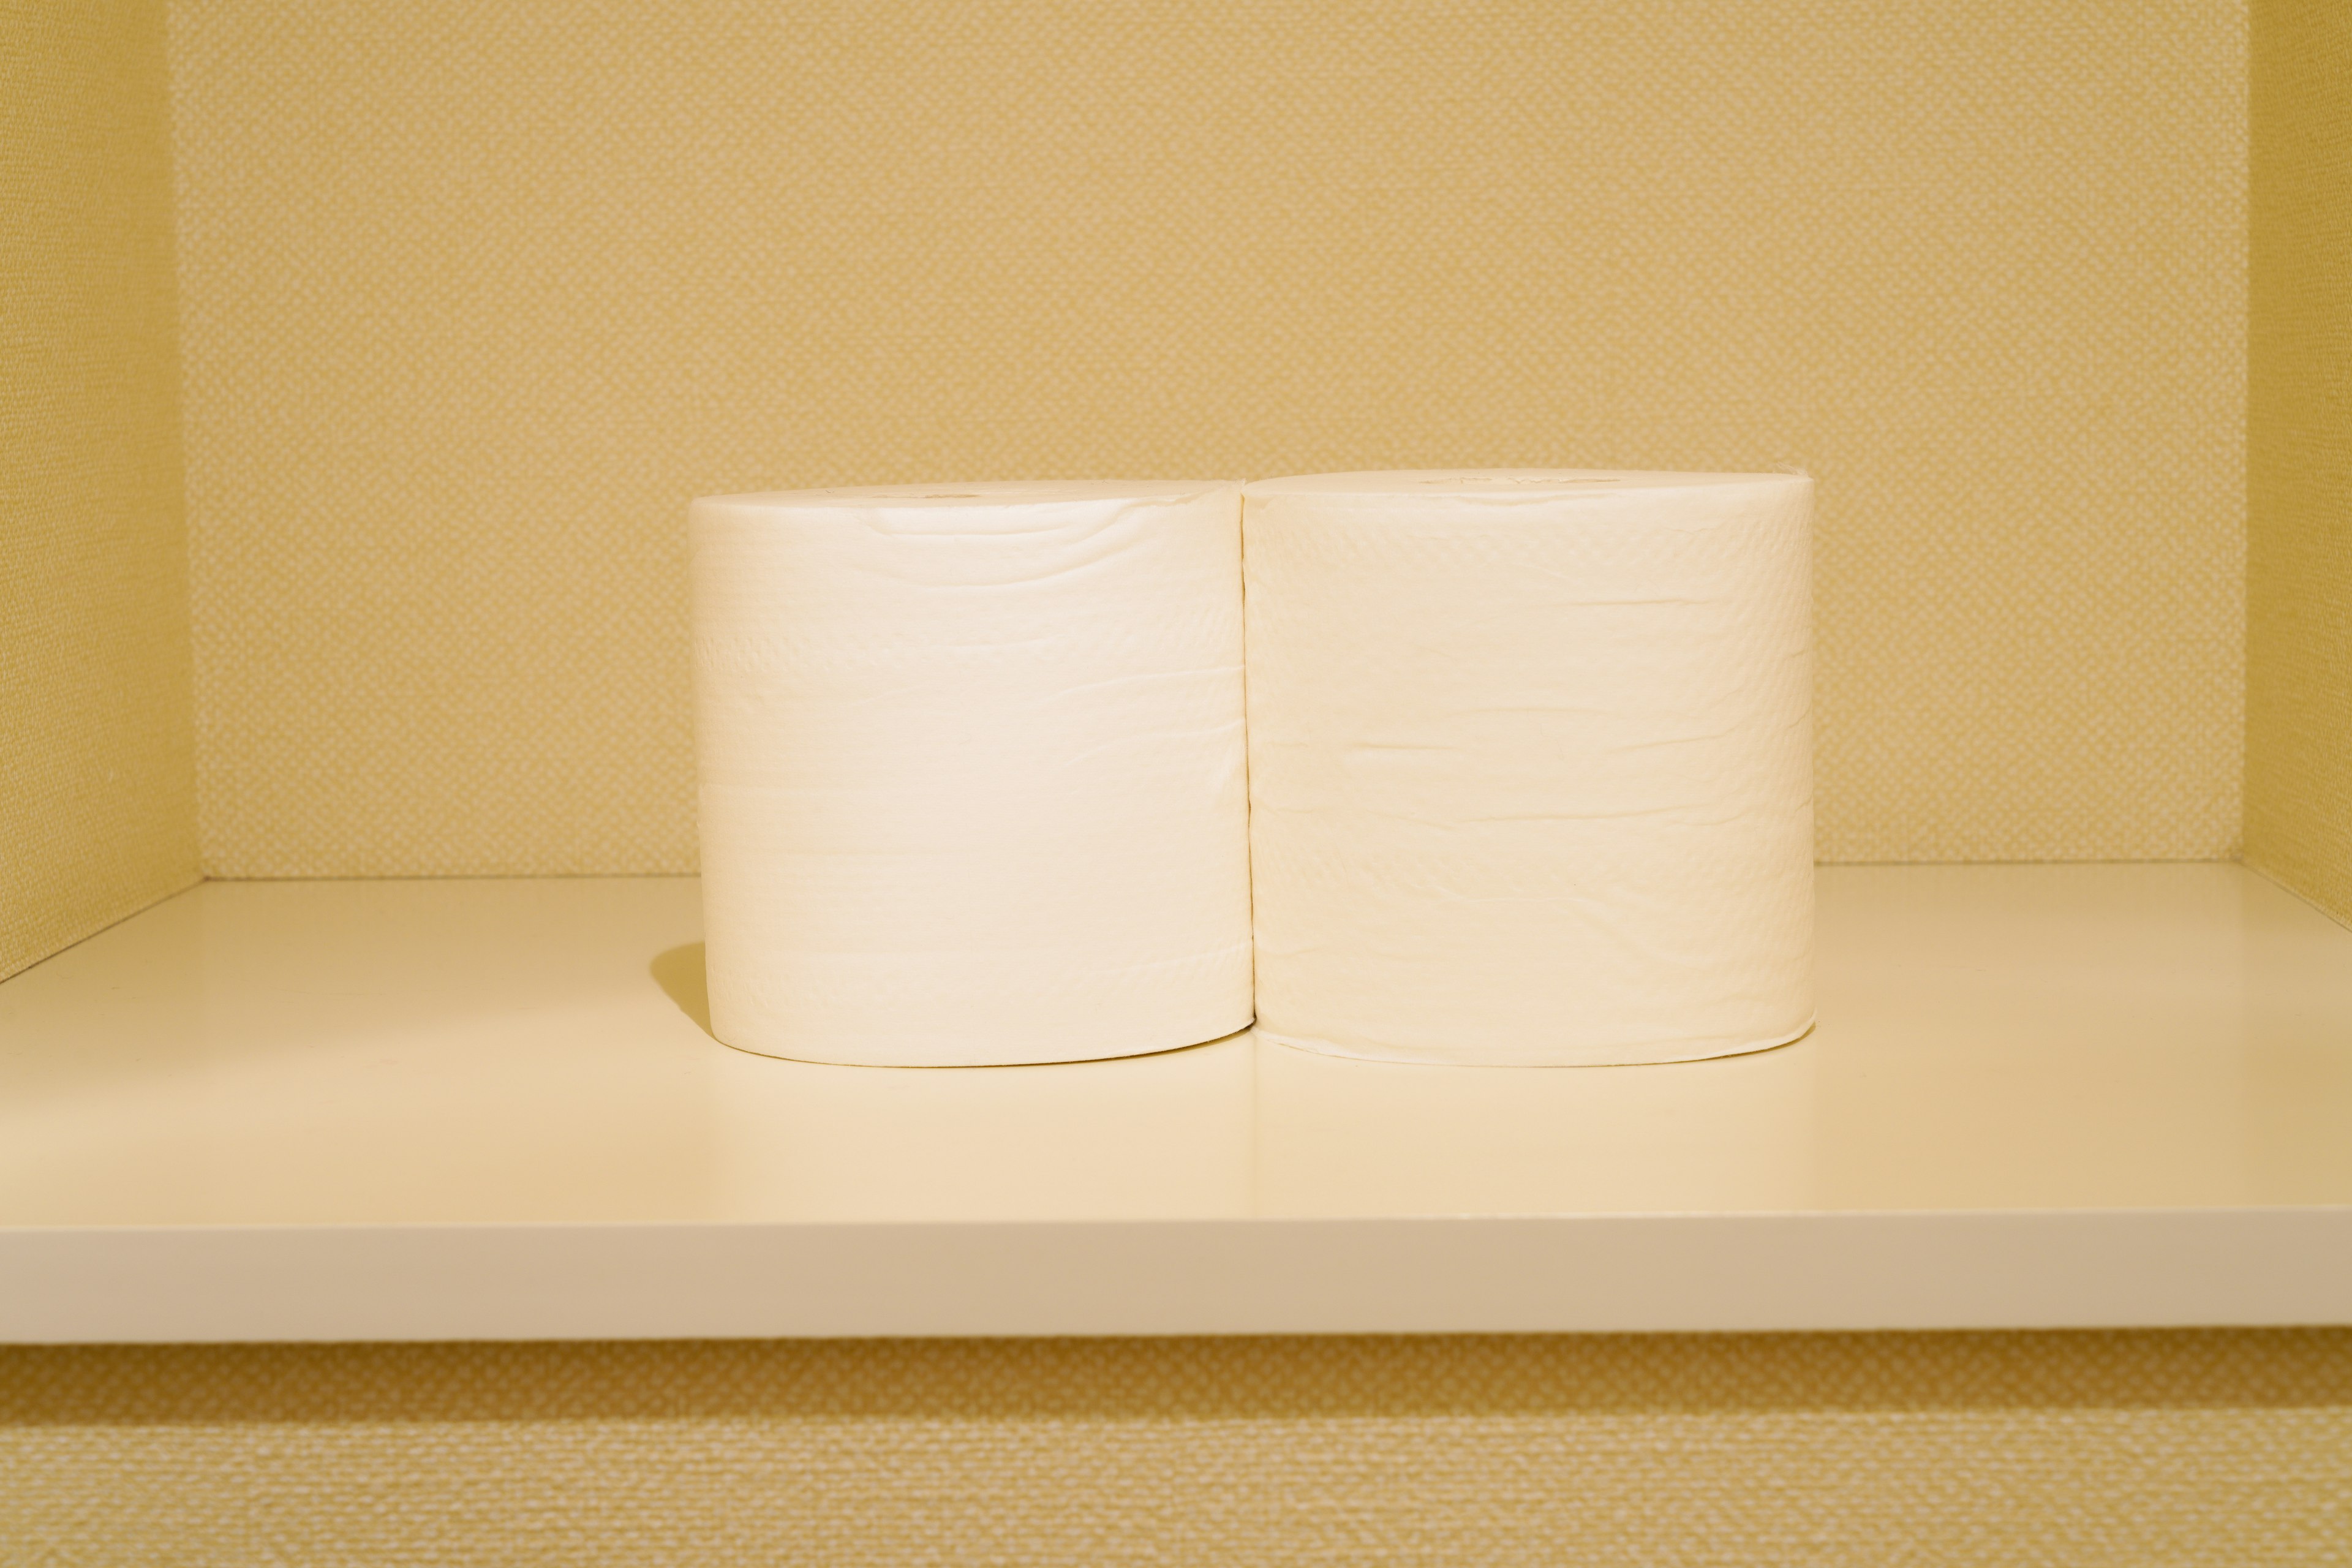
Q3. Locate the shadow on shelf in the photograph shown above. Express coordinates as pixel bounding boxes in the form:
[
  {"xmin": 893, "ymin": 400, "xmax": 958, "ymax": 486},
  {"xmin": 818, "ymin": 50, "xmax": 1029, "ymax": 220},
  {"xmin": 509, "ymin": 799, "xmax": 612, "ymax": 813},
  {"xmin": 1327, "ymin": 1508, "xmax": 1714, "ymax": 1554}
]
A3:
[{"xmin": 650, "ymin": 943, "xmax": 713, "ymax": 1038}]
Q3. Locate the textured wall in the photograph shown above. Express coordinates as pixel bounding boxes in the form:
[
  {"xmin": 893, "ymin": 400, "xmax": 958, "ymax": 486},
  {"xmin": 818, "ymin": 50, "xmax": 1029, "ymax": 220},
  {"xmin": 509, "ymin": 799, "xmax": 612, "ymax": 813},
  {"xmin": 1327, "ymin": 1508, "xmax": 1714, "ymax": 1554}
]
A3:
[
  {"xmin": 4, "ymin": 1332, "xmax": 2348, "ymax": 1566},
  {"xmin": 2248, "ymin": 0, "xmax": 2352, "ymax": 924},
  {"xmin": 170, "ymin": 0, "xmax": 2248, "ymax": 877},
  {"xmin": 0, "ymin": 0, "xmax": 197, "ymax": 979}
]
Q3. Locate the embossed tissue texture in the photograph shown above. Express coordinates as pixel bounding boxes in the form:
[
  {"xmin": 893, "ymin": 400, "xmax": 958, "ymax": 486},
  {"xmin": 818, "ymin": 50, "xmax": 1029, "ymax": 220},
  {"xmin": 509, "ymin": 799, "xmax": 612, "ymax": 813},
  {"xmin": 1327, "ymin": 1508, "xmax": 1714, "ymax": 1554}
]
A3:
[
  {"xmin": 692, "ymin": 482, "xmax": 1253, "ymax": 1066},
  {"xmin": 1243, "ymin": 472, "xmax": 1814, "ymax": 1066}
]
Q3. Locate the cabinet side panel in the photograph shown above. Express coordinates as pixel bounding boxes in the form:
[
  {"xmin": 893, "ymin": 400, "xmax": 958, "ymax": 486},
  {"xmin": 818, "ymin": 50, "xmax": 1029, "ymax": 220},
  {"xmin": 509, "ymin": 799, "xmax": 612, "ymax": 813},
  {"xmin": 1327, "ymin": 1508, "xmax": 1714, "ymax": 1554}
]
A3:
[
  {"xmin": 2249, "ymin": 0, "xmax": 2352, "ymax": 924},
  {"xmin": 0, "ymin": 0, "xmax": 198, "ymax": 979}
]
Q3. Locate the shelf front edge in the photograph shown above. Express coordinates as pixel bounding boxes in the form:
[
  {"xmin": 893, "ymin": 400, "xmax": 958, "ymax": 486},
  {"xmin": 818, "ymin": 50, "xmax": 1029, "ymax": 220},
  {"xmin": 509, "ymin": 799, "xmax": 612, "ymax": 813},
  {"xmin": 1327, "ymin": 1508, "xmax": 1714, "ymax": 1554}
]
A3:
[{"xmin": 4, "ymin": 1208, "xmax": 2349, "ymax": 1343}]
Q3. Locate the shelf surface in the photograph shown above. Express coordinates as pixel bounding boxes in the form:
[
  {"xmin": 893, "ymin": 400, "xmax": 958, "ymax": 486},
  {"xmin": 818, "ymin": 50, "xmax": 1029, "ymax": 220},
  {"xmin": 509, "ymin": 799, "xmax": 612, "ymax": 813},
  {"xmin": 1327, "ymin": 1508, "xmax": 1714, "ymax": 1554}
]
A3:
[{"xmin": 3, "ymin": 864, "xmax": 2349, "ymax": 1341}]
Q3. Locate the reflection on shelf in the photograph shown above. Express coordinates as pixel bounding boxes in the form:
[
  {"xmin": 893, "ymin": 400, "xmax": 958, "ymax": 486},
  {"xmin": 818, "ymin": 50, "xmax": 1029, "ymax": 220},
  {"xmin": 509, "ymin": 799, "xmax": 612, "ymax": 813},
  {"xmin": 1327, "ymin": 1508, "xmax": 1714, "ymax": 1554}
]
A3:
[
  {"xmin": 1, "ymin": 865, "xmax": 2350, "ymax": 1229},
  {"xmin": 706, "ymin": 1031, "xmax": 1254, "ymax": 1223},
  {"xmin": 1253, "ymin": 1038, "xmax": 1815, "ymax": 1216}
]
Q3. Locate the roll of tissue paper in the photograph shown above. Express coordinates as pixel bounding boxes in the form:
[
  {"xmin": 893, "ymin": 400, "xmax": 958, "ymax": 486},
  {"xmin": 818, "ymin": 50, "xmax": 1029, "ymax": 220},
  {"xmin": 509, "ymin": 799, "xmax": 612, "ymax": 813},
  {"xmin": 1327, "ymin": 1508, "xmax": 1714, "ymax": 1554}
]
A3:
[
  {"xmin": 691, "ymin": 481, "xmax": 1253, "ymax": 1066},
  {"xmin": 1242, "ymin": 470, "xmax": 1814, "ymax": 1066}
]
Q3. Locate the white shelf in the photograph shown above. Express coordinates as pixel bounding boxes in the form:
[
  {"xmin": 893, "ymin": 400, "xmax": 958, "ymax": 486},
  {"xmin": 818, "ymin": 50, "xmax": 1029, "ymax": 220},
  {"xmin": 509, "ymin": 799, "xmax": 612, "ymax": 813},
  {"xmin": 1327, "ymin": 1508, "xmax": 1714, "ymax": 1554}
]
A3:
[{"xmin": 2, "ymin": 864, "xmax": 2348, "ymax": 1341}]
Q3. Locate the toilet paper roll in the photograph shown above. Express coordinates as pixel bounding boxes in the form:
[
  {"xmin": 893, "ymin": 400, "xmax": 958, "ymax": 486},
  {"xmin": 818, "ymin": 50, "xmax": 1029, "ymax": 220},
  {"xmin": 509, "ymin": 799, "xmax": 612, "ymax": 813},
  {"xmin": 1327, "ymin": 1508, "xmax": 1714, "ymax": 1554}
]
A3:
[
  {"xmin": 691, "ymin": 481, "xmax": 1253, "ymax": 1066},
  {"xmin": 1243, "ymin": 470, "xmax": 1814, "ymax": 1066}
]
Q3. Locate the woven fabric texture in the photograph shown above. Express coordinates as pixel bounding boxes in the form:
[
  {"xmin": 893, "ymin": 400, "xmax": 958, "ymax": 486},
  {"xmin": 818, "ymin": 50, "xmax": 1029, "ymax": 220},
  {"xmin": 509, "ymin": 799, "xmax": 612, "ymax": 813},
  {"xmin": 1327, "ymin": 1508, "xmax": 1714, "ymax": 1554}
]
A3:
[
  {"xmin": 169, "ymin": 0, "xmax": 2248, "ymax": 877},
  {"xmin": 1, "ymin": 0, "xmax": 197, "ymax": 979},
  {"xmin": 4, "ymin": 1331, "xmax": 2348, "ymax": 1566},
  {"xmin": 2248, "ymin": 0, "xmax": 2352, "ymax": 925}
]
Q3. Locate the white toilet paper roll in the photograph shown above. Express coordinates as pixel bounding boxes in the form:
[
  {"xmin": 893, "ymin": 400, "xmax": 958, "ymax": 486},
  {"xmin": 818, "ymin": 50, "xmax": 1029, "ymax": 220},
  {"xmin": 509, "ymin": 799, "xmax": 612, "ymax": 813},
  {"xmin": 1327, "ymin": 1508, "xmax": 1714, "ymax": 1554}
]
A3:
[
  {"xmin": 691, "ymin": 481, "xmax": 1253, "ymax": 1066},
  {"xmin": 1243, "ymin": 470, "xmax": 1814, "ymax": 1066}
]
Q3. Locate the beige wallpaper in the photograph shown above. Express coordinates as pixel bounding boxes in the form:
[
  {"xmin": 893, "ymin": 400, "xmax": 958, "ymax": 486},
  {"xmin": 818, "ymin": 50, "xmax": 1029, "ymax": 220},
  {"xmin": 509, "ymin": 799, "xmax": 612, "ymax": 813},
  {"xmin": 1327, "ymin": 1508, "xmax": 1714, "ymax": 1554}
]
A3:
[
  {"xmin": 1, "ymin": 0, "xmax": 197, "ymax": 980},
  {"xmin": 4, "ymin": 1331, "xmax": 2348, "ymax": 1565},
  {"xmin": 170, "ymin": 0, "xmax": 2248, "ymax": 877},
  {"xmin": 2248, "ymin": 0, "xmax": 2352, "ymax": 925}
]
